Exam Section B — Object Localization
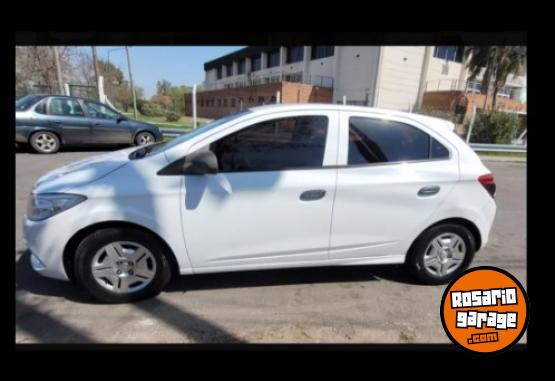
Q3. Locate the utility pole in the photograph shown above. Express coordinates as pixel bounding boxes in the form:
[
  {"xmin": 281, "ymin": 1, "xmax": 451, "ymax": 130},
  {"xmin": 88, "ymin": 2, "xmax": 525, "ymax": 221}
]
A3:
[
  {"xmin": 53, "ymin": 47, "xmax": 64, "ymax": 95},
  {"xmin": 192, "ymin": 84, "xmax": 197, "ymax": 129},
  {"xmin": 415, "ymin": 46, "xmax": 433, "ymax": 111},
  {"xmin": 91, "ymin": 46, "xmax": 101, "ymax": 100},
  {"xmin": 125, "ymin": 46, "xmax": 138, "ymax": 120}
]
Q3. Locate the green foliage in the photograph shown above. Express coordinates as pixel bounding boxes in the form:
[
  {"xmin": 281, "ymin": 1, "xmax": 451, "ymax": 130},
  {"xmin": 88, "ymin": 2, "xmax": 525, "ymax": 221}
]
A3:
[
  {"xmin": 468, "ymin": 110, "xmax": 520, "ymax": 144},
  {"xmin": 165, "ymin": 111, "xmax": 181, "ymax": 122},
  {"xmin": 139, "ymin": 101, "xmax": 165, "ymax": 117}
]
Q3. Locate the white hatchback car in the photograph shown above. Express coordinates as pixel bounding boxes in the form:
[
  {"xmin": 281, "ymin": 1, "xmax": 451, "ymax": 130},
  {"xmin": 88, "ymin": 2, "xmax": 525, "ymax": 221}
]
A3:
[{"xmin": 23, "ymin": 104, "xmax": 496, "ymax": 303}]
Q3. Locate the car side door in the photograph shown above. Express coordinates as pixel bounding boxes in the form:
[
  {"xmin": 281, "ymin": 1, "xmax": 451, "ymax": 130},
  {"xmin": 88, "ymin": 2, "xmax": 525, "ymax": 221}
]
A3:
[
  {"xmin": 46, "ymin": 97, "xmax": 92, "ymax": 144},
  {"xmin": 82, "ymin": 100, "xmax": 133, "ymax": 144},
  {"xmin": 329, "ymin": 111, "xmax": 459, "ymax": 263},
  {"xmin": 180, "ymin": 110, "xmax": 340, "ymax": 271}
]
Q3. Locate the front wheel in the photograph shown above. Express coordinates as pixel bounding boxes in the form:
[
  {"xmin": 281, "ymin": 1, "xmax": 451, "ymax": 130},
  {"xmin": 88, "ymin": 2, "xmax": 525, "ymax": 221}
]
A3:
[
  {"xmin": 135, "ymin": 131, "xmax": 155, "ymax": 146},
  {"xmin": 406, "ymin": 223, "xmax": 476, "ymax": 285},
  {"xmin": 74, "ymin": 227, "xmax": 173, "ymax": 303}
]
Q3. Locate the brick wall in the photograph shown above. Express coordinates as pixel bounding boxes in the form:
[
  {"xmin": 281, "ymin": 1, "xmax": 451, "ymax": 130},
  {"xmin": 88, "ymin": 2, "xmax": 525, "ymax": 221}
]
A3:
[
  {"xmin": 422, "ymin": 90, "xmax": 527, "ymax": 125},
  {"xmin": 184, "ymin": 81, "xmax": 333, "ymax": 119}
]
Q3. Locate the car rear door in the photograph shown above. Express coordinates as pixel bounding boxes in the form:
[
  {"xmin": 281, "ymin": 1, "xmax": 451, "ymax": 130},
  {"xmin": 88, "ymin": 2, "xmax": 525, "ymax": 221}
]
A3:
[
  {"xmin": 46, "ymin": 97, "xmax": 92, "ymax": 144},
  {"xmin": 329, "ymin": 111, "xmax": 459, "ymax": 262},
  {"xmin": 180, "ymin": 110, "xmax": 340, "ymax": 270},
  {"xmin": 82, "ymin": 100, "xmax": 133, "ymax": 144}
]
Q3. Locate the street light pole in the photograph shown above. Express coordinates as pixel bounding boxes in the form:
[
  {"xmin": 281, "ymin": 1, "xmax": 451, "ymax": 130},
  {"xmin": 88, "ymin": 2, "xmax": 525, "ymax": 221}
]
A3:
[
  {"xmin": 125, "ymin": 46, "xmax": 138, "ymax": 120},
  {"xmin": 91, "ymin": 46, "xmax": 101, "ymax": 100}
]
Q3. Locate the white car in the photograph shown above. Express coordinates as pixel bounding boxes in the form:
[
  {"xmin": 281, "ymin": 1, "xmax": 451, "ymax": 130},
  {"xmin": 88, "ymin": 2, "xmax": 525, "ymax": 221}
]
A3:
[{"xmin": 23, "ymin": 104, "xmax": 496, "ymax": 303}]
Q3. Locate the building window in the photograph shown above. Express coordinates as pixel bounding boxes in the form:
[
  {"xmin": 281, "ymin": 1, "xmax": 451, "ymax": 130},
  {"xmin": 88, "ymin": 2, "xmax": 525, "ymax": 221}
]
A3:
[
  {"xmin": 284, "ymin": 72, "xmax": 303, "ymax": 83},
  {"xmin": 226, "ymin": 63, "xmax": 233, "ymax": 77},
  {"xmin": 231, "ymin": 98, "xmax": 236, "ymax": 107},
  {"xmin": 216, "ymin": 67, "xmax": 222, "ymax": 79},
  {"xmin": 433, "ymin": 46, "xmax": 463, "ymax": 63},
  {"xmin": 466, "ymin": 81, "xmax": 482, "ymax": 93},
  {"xmin": 237, "ymin": 59, "xmax": 246, "ymax": 74},
  {"xmin": 287, "ymin": 46, "xmax": 304, "ymax": 63},
  {"xmin": 311, "ymin": 46, "xmax": 334, "ymax": 60},
  {"xmin": 200, "ymin": 100, "xmax": 204, "ymax": 107},
  {"xmin": 217, "ymin": 99, "xmax": 222, "ymax": 107},
  {"xmin": 267, "ymin": 49, "xmax": 280, "ymax": 68},
  {"xmin": 223, "ymin": 99, "xmax": 228, "ymax": 107},
  {"xmin": 251, "ymin": 55, "xmax": 261, "ymax": 71}
]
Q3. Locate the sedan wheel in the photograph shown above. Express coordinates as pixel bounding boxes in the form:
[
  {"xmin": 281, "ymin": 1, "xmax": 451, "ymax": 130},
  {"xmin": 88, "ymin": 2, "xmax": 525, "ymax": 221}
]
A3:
[
  {"xmin": 407, "ymin": 223, "xmax": 476, "ymax": 285},
  {"xmin": 30, "ymin": 132, "xmax": 60, "ymax": 154},
  {"xmin": 75, "ymin": 227, "xmax": 173, "ymax": 303},
  {"xmin": 135, "ymin": 132, "xmax": 155, "ymax": 146}
]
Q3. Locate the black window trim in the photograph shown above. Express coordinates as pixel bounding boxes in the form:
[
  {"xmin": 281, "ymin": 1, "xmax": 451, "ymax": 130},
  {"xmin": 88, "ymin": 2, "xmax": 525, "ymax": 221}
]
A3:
[{"xmin": 344, "ymin": 115, "xmax": 452, "ymax": 167}]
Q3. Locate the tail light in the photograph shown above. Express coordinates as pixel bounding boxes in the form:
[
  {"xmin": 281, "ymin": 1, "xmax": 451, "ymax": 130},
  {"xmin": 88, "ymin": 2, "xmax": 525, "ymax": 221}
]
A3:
[{"xmin": 478, "ymin": 173, "xmax": 496, "ymax": 198}]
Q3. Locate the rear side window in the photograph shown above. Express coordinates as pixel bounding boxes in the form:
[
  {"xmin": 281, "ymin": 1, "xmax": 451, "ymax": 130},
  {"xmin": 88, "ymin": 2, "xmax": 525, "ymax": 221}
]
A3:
[
  {"xmin": 348, "ymin": 117, "xmax": 448, "ymax": 164},
  {"xmin": 431, "ymin": 137, "xmax": 450, "ymax": 159},
  {"xmin": 48, "ymin": 98, "xmax": 85, "ymax": 117},
  {"xmin": 210, "ymin": 115, "xmax": 328, "ymax": 172}
]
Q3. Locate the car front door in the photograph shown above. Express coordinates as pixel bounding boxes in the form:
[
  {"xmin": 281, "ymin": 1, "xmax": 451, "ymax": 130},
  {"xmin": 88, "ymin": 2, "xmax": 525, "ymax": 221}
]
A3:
[
  {"xmin": 46, "ymin": 97, "xmax": 92, "ymax": 144},
  {"xmin": 181, "ymin": 111, "xmax": 339, "ymax": 270},
  {"xmin": 329, "ymin": 111, "xmax": 459, "ymax": 262},
  {"xmin": 83, "ymin": 100, "xmax": 133, "ymax": 144}
]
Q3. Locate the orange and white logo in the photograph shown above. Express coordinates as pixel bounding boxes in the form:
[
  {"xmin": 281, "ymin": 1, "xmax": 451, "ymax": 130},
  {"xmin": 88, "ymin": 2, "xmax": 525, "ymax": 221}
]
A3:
[{"xmin": 440, "ymin": 266, "xmax": 529, "ymax": 353}]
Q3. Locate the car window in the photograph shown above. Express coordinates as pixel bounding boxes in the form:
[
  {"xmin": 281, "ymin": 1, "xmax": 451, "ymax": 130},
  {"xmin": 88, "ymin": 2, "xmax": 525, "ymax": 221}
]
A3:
[
  {"xmin": 48, "ymin": 98, "xmax": 85, "ymax": 117},
  {"xmin": 209, "ymin": 115, "xmax": 328, "ymax": 172},
  {"xmin": 16, "ymin": 95, "xmax": 46, "ymax": 111},
  {"xmin": 34, "ymin": 100, "xmax": 47, "ymax": 114},
  {"xmin": 348, "ymin": 117, "xmax": 431, "ymax": 164},
  {"xmin": 431, "ymin": 137, "xmax": 450, "ymax": 159},
  {"xmin": 83, "ymin": 101, "xmax": 119, "ymax": 120}
]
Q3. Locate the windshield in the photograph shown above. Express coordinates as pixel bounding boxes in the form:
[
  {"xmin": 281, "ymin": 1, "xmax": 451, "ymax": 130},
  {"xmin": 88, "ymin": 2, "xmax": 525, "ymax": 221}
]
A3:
[
  {"xmin": 129, "ymin": 110, "xmax": 252, "ymax": 160},
  {"xmin": 16, "ymin": 95, "xmax": 46, "ymax": 111}
]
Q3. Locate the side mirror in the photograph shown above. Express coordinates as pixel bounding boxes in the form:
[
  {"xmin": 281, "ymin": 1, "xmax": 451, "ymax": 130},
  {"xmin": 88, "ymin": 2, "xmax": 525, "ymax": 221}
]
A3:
[
  {"xmin": 117, "ymin": 115, "xmax": 128, "ymax": 123},
  {"xmin": 183, "ymin": 150, "xmax": 219, "ymax": 175}
]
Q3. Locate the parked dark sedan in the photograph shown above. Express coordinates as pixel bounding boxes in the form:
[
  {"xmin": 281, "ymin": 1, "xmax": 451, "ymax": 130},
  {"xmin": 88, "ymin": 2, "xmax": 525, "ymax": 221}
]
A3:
[{"xmin": 16, "ymin": 94, "xmax": 163, "ymax": 153}]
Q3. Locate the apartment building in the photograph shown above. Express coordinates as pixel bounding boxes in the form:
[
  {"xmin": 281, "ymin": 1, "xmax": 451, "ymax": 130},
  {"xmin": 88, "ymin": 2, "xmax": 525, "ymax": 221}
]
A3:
[{"xmin": 186, "ymin": 45, "xmax": 526, "ymax": 118}]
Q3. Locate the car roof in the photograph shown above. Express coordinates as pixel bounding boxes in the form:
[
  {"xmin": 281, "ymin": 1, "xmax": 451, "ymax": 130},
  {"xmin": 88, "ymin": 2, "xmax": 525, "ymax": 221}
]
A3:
[{"xmin": 249, "ymin": 103, "xmax": 455, "ymax": 133}]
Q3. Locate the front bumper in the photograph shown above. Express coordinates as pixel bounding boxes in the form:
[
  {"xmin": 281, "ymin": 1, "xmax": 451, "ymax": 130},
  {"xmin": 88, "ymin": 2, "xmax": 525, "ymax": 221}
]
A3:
[{"xmin": 22, "ymin": 215, "xmax": 71, "ymax": 281}]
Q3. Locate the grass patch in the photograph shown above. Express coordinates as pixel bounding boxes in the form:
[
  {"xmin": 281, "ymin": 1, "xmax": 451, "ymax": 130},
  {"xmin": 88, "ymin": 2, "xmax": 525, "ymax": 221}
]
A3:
[{"xmin": 477, "ymin": 151, "xmax": 526, "ymax": 159}]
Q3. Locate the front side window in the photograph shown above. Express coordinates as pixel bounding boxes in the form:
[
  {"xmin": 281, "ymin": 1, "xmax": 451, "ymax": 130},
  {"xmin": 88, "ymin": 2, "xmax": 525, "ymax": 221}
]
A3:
[
  {"xmin": 48, "ymin": 98, "xmax": 85, "ymax": 117},
  {"xmin": 210, "ymin": 115, "xmax": 328, "ymax": 172},
  {"xmin": 83, "ymin": 101, "xmax": 119, "ymax": 120},
  {"xmin": 348, "ymin": 117, "xmax": 435, "ymax": 164}
]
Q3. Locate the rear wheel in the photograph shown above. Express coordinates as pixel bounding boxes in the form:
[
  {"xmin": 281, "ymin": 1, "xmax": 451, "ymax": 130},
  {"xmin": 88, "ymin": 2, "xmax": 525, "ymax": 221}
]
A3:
[
  {"xmin": 406, "ymin": 223, "xmax": 476, "ymax": 285},
  {"xmin": 30, "ymin": 131, "xmax": 60, "ymax": 154},
  {"xmin": 74, "ymin": 227, "xmax": 172, "ymax": 303},
  {"xmin": 135, "ymin": 131, "xmax": 155, "ymax": 146}
]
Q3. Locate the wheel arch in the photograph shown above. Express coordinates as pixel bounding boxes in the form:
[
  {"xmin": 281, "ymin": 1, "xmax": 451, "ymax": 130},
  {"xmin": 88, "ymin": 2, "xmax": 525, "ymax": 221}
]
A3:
[
  {"xmin": 407, "ymin": 217, "xmax": 482, "ymax": 259},
  {"xmin": 63, "ymin": 220, "xmax": 180, "ymax": 282},
  {"xmin": 29, "ymin": 129, "xmax": 63, "ymax": 145}
]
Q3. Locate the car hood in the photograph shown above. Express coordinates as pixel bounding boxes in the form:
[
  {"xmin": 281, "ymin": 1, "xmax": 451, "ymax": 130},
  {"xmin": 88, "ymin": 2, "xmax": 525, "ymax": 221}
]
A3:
[{"xmin": 33, "ymin": 147, "xmax": 138, "ymax": 194}]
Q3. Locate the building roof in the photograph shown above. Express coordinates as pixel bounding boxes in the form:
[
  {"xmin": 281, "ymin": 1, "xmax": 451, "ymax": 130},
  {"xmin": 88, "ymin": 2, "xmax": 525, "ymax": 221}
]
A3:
[{"xmin": 204, "ymin": 46, "xmax": 280, "ymax": 71}]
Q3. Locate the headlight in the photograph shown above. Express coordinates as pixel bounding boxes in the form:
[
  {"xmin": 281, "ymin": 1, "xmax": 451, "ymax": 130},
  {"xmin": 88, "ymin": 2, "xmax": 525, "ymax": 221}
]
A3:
[{"xmin": 26, "ymin": 193, "xmax": 87, "ymax": 221}]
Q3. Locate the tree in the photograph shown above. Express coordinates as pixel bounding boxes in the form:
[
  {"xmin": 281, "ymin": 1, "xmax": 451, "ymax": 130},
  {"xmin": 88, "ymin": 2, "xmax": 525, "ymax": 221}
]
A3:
[
  {"xmin": 150, "ymin": 93, "xmax": 173, "ymax": 110},
  {"xmin": 156, "ymin": 79, "xmax": 172, "ymax": 95},
  {"xmin": 16, "ymin": 46, "xmax": 76, "ymax": 95},
  {"xmin": 464, "ymin": 46, "xmax": 526, "ymax": 110}
]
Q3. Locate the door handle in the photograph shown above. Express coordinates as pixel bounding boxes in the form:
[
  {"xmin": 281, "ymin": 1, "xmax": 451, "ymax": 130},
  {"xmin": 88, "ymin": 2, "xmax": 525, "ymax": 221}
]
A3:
[
  {"xmin": 50, "ymin": 120, "xmax": 63, "ymax": 126},
  {"xmin": 418, "ymin": 185, "xmax": 440, "ymax": 196},
  {"xmin": 300, "ymin": 189, "xmax": 326, "ymax": 201}
]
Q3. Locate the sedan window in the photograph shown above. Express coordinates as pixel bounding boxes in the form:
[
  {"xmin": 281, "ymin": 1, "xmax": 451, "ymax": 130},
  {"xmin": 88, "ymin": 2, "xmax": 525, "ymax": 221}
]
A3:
[
  {"xmin": 210, "ymin": 115, "xmax": 328, "ymax": 172},
  {"xmin": 84, "ymin": 101, "xmax": 120, "ymax": 120},
  {"xmin": 16, "ymin": 95, "xmax": 47, "ymax": 111},
  {"xmin": 48, "ymin": 98, "xmax": 85, "ymax": 117}
]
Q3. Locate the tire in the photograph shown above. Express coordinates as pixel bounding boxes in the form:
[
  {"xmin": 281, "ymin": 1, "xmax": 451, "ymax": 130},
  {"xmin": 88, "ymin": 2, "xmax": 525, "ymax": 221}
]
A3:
[
  {"xmin": 406, "ymin": 223, "xmax": 476, "ymax": 285},
  {"xmin": 74, "ymin": 227, "xmax": 173, "ymax": 303},
  {"xmin": 134, "ymin": 131, "xmax": 155, "ymax": 146},
  {"xmin": 29, "ymin": 131, "xmax": 60, "ymax": 154}
]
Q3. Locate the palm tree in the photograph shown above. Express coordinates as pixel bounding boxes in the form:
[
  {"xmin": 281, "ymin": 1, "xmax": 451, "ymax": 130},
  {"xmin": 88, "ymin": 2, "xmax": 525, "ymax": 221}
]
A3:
[{"xmin": 464, "ymin": 46, "xmax": 526, "ymax": 110}]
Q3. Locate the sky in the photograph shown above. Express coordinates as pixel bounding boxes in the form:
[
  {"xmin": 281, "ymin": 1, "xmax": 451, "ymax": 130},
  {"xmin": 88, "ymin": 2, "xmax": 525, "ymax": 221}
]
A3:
[{"xmin": 95, "ymin": 46, "xmax": 245, "ymax": 98}]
